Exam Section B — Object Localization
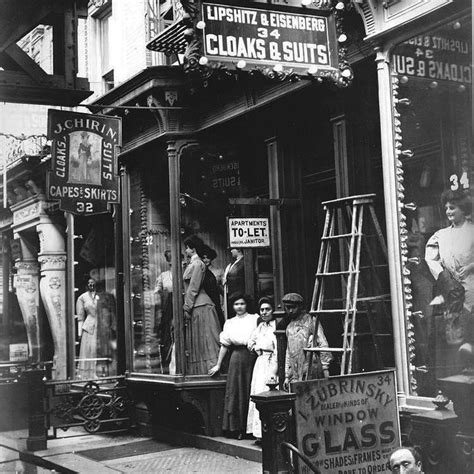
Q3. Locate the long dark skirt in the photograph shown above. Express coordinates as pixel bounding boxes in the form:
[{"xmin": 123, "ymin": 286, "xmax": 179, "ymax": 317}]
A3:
[{"xmin": 222, "ymin": 345, "xmax": 257, "ymax": 433}]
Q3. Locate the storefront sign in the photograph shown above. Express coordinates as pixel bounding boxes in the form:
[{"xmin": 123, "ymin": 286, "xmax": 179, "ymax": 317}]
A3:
[
  {"xmin": 203, "ymin": 159, "xmax": 240, "ymax": 195},
  {"xmin": 392, "ymin": 33, "xmax": 471, "ymax": 84},
  {"xmin": 227, "ymin": 217, "xmax": 270, "ymax": 247},
  {"xmin": 201, "ymin": 2, "xmax": 336, "ymax": 73},
  {"xmin": 12, "ymin": 201, "xmax": 44, "ymax": 226},
  {"xmin": 47, "ymin": 110, "xmax": 122, "ymax": 215},
  {"xmin": 292, "ymin": 370, "xmax": 400, "ymax": 474}
]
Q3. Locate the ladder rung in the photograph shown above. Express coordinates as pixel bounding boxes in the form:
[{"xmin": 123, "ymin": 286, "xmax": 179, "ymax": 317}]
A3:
[
  {"xmin": 316, "ymin": 271, "xmax": 355, "ymax": 276},
  {"xmin": 322, "ymin": 194, "xmax": 376, "ymax": 207},
  {"xmin": 321, "ymin": 233, "xmax": 362, "ymax": 240},
  {"xmin": 359, "ymin": 264, "xmax": 388, "ymax": 270},
  {"xmin": 311, "ymin": 309, "xmax": 353, "ymax": 314},
  {"xmin": 357, "ymin": 294, "xmax": 391, "ymax": 302},
  {"xmin": 348, "ymin": 332, "xmax": 392, "ymax": 337},
  {"xmin": 305, "ymin": 347, "xmax": 349, "ymax": 353}
]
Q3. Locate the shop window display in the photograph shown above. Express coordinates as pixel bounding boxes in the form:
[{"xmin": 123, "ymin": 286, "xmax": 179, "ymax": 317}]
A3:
[
  {"xmin": 129, "ymin": 155, "xmax": 173, "ymax": 374},
  {"xmin": 392, "ymin": 17, "xmax": 472, "ymax": 396},
  {"xmin": 179, "ymin": 143, "xmax": 274, "ymax": 375}
]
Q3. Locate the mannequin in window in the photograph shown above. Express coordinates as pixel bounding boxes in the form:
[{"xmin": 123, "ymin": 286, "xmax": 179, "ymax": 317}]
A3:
[
  {"xmin": 77, "ymin": 278, "xmax": 116, "ymax": 379},
  {"xmin": 223, "ymin": 248, "xmax": 245, "ymax": 319},
  {"xmin": 425, "ymin": 189, "xmax": 474, "ymax": 375}
]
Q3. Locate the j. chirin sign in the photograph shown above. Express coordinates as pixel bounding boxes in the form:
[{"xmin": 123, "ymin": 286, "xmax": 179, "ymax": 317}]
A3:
[{"xmin": 47, "ymin": 110, "xmax": 122, "ymax": 215}]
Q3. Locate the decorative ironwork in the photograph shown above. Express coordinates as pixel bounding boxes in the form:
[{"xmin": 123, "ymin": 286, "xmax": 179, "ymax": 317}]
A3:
[
  {"xmin": 273, "ymin": 412, "xmax": 289, "ymax": 432},
  {"xmin": 45, "ymin": 376, "xmax": 131, "ymax": 438}
]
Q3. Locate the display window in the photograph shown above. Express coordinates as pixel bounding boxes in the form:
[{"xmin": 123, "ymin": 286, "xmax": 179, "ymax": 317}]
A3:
[
  {"xmin": 128, "ymin": 153, "xmax": 172, "ymax": 374},
  {"xmin": 392, "ymin": 16, "xmax": 472, "ymax": 396},
  {"xmin": 0, "ymin": 232, "xmax": 29, "ymax": 367},
  {"xmin": 74, "ymin": 213, "xmax": 118, "ymax": 379},
  {"xmin": 127, "ymin": 136, "xmax": 277, "ymax": 376}
]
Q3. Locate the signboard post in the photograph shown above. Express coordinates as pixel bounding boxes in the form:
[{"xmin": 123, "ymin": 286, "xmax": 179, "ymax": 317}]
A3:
[
  {"xmin": 47, "ymin": 110, "xmax": 122, "ymax": 215},
  {"xmin": 292, "ymin": 370, "xmax": 400, "ymax": 474},
  {"xmin": 227, "ymin": 217, "xmax": 270, "ymax": 247}
]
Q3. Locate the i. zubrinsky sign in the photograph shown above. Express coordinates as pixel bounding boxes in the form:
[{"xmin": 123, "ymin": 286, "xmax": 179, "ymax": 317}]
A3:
[
  {"xmin": 292, "ymin": 370, "xmax": 400, "ymax": 474},
  {"xmin": 201, "ymin": 3, "xmax": 337, "ymax": 72},
  {"xmin": 47, "ymin": 110, "xmax": 121, "ymax": 215}
]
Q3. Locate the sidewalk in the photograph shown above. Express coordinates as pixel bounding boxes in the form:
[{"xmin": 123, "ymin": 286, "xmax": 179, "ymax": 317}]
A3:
[{"xmin": 0, "ymin": 429, "xmax": 262, "ymax": 473}]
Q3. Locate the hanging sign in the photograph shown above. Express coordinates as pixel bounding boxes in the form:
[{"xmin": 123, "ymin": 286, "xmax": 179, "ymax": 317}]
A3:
[
  {"xmin": 292, "ymin": 370, "xmax": 400, "ymax": 474},
  {"xmin": 227, "ymin": 217, "xmax": 270, "ymax": 247},
  {"xmin": 47, "ymin": 110, "xmax": 122, "ymax": 215},
  {"xmin": 201, "ymin": 2, "xmax": 337, "ymax": 73}
]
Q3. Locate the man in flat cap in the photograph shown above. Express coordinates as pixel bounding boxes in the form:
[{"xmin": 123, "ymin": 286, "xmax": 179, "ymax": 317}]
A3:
[{"xmin": 282, "ymin": 292, "xmax": 332, "ymax": 389}]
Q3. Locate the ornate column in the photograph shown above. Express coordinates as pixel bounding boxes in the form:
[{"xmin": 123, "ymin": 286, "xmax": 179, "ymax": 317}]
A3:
[
  {"xmin": 37, "ymin": 222, "xmax": 67, "ymax": 380},
  {"xmin": 375, "ymin": 47, "xmax": 410, "ymax": 402}
]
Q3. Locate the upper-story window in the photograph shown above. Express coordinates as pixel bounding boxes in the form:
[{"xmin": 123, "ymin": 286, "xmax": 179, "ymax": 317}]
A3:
[
  {"xmin": 90, "ymin": 0, "xmax": 114, "ymax": 93},
  {"xmin": 99, "ymin": 9, "xmax": 112, "ymax": 76}
]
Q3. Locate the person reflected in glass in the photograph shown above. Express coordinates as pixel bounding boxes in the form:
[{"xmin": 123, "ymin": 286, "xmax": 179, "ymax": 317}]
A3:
[
  {"xmin": 155, "ymin": 250, "xmax": 174, "ymax": 370},
  {"xmin": 246, "ymin": 297, "xmax": 278, "ymax": 443},
  {"xmin": 425, "ymin": 190, "xmax": 474, "ymax": 373},
  {"xmin": 201, "ymin": 245, "xmax": 225, "ymax": 328},
  {"xmin": 183, "ymin": 235, "xmax": 221, "ymax": 374},
  {"xmin": 209, "ymin": 295, "xmax": 258, "ymax": 439},
  {"xmin": 223, "ymin": 248, "xmax": 245, "ymax": 319}
]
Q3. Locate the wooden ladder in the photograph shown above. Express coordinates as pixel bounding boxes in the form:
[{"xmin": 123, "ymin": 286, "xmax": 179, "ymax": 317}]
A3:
[{"xmin": 305, "ymin": 194, "xmax": 391, "ymax": 376}]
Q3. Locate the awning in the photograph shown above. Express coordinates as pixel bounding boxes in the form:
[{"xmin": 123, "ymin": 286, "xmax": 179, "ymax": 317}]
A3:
[{"xmin": 146, "ymin": 19, "xmax": 188, "ymax": 55}]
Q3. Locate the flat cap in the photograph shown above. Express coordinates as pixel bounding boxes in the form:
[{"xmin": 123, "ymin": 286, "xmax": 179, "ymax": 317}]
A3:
[{"xmin": 282, "ymin": 292, "xmax": 304, "ymax": 304}]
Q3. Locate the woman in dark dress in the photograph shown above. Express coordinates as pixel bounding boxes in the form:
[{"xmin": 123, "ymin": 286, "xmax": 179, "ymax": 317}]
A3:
[
  {"xmin": 183, "ymin": 236, "xmax": 221, "ymax": 374},
  {"xmin": 209, "ymin": 294, "xmax": 258, "ymax": 438},
  {"xmin": 201, "ymin": 245, "xmax": 225, "ymax": 328}
]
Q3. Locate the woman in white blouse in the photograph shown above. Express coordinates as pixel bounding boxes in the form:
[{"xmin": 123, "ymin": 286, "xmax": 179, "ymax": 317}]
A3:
[
  {"xmin": 246, "ymin": 297, "xmax": 278, "ymax": 442},
  {"xmin": 209, "ymin": 294, "xmax": 258, "ymax": 439}
]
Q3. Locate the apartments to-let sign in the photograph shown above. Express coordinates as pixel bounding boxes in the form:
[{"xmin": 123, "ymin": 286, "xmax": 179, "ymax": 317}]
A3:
[
  {"xmin": 202, "ymin": 2, "xmax": 337, "ymax": 73},
  {"xmin": 228, "ymin": 217, "xmax": 270, "ymax": 247}
]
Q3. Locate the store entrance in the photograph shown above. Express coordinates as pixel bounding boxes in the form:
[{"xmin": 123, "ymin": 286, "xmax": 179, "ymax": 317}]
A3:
[{"xmin": 73, "ymin": 213, "xmax": 118, "ymax": 379}]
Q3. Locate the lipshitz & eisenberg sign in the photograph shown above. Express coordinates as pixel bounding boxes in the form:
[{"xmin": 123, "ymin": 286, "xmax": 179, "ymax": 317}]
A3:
[
  {"xmin": 47, "ymin": 110, "xmax": 122, "ymax": 215},
  {"xmin": 147, "ymin": 0, "xmax": 353, "ymax": 86}
]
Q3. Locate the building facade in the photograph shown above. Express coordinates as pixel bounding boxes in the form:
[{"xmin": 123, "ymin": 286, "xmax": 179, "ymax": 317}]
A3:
[{"xmin": 0, "ymin": 0, "xmax": 472, "ymax": 467}]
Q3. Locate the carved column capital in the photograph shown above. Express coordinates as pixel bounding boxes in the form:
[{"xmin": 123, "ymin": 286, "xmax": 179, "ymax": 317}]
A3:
[
  {"xmin": 38, "ymin": 254, "xmax": 67, "ymax": 272},
  {"xmin": 15, "ymin": 260, "xmax": 39, "ymax": 274}
]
